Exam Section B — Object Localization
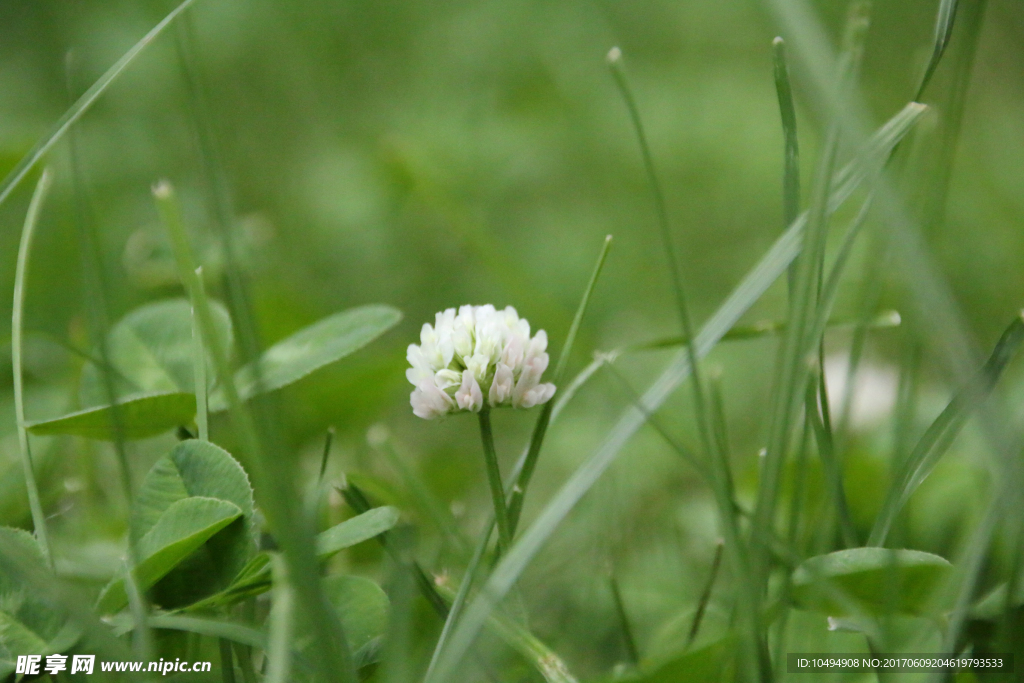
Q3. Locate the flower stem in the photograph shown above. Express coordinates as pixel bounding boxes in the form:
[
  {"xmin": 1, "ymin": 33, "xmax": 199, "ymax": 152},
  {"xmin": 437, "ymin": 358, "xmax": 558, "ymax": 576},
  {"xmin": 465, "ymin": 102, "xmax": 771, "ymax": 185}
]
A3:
[{"xmin": 478, "ymin": 409, "xmax": 512, "ymax": 555}]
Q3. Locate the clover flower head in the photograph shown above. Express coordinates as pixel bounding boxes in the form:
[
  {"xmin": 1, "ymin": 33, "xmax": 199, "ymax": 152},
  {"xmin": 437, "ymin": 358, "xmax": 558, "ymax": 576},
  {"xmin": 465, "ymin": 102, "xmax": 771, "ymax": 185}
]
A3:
[{"xmin": 407, "ymin": 305, "xmax": 556, "ymax": 419}]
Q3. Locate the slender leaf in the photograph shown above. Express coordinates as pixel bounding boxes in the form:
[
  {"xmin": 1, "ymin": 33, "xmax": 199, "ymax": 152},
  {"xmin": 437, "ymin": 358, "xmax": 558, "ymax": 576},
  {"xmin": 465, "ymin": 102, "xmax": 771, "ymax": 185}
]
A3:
[
  {"xmin": 12, "ymin": 170, "xmax": 53, "ymax": 565},
  {"xmin": 28, "ymin": 392, "xmax": 196, "ymax": 440},
  {"xmin": 316, "ymin": 506, "xmax": 400, "ymax": 560},
  {"xmin": 213, "ymin": 305, "xmax": 402, "ymax": 407}
]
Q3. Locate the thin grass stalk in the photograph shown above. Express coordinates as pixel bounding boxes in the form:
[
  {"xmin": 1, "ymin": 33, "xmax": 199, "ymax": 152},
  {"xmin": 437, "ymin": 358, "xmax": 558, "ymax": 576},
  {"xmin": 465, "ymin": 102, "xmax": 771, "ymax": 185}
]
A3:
[
  {"xmin": 13, "ymin": 169, "xmax": 53, "ymax": 566},
  {"xmin": 318, "ymin": 427, "xmax": 335, "ymax": 484},
  {"xmin": 687, "ymin": 541, "xmax": 724, "ymax": 647},
  {"xmin": 192, "ymin": 269, "xmax": 210, "ymax": 442},
  {"xmin": 424, "ymin": 518, "xmax": 492, "ymax": 681},
  {"xmin": 772, "ymin": 417, "xmax": 811, "ymax": 679},
  {"xmin": 155, "ymin": 181, "xmax": 356, "ymax": 682},
  {"xmin": 606, "ymin": 47, "xmax": 718, "ymax": 491},
  {"xmin": 608, "ymin": 575, "xmax": 639, "ymax": 665},
  {"xmin": 805, "ymin": 369, "xmax": 857, "ymax": 547},
  {"xmin": 751, "ymin": 0, "xmax": 871, "ymax": 576},
  {"xmin": 175, "ymin": 15, "xmax": 264, "ymax": 379},
  {"xmin": 507, "ymin": 235, "xmax": 612, "ymax": 536},
  {"xmin": 773, "ymin": 37, "xmax": 800, "ymax": 296}
]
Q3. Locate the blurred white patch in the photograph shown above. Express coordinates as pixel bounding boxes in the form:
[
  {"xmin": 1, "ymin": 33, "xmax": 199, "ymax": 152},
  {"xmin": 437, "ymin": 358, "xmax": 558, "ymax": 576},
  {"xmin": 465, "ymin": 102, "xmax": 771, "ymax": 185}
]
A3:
[{"xmin": 824, "ymin": 354, "xmax": 898, "ymax": 430}]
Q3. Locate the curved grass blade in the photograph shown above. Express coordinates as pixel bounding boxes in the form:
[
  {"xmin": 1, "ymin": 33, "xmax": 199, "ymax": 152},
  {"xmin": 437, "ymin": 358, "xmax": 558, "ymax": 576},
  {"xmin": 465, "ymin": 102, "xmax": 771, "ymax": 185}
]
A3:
[
  {"xmin": 426, "ymin": 100, "xmax": 927, "ymax": 683},
  {"xmin": 868, "ymin": 312, "xmax": 1024, "ymax": 546},
  {"xmin": 0, "ymin": 0, "xmax": 200, "ymax": 211},
  {"xmin": 12, "ymin": 170, "xmax": 53, "ymax": 565},
  {"xmin": 916, "ymin": 0, "xmax": 960, "ymax": 99}
]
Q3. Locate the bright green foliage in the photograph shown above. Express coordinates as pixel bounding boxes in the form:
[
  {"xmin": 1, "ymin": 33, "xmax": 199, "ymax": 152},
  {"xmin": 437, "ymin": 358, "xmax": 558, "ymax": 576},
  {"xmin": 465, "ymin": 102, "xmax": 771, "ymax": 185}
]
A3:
[
  {"xmin": 315, "ymin": 505, "xmax": 400, "ymax": 560},
  {"xmin": 27, "ymin": 391, "xmax": 196, "ymax": 440},
  {"xmin": 97, "ymin": 440, "xmax": 257, "ymax": 613},
  {"xmin": 26, "ymin": 298, "xmax": 232, "ymax": 440},
  {"xmin": 96, "ymin": 497, "xmax": 242, "ymax": 613},
  {"xmin": 791, "ymin": 548, "xmax": 953, "ymax": 617}
]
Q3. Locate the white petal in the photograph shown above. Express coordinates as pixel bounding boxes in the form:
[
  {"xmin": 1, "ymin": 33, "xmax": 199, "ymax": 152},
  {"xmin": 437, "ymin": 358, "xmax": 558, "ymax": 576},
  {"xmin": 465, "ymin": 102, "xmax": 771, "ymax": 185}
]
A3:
[
  {"xmin": 488, "ymin": 363, "xmax": 514, "ymax": 406},
  {"xmin": 411, "ymin": 383, "xmax": 454, "ymax": 419},
  {"xmin": 455, "ymin": 370, "xmax": 483, "ymax": 412}
]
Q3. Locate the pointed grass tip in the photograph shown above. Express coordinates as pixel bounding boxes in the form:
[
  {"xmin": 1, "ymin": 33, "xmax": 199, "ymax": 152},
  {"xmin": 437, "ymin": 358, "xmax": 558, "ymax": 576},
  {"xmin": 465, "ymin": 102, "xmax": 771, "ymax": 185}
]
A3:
[
  {"xmin": 606, "ymin": 46, "xmax": 622, "ymax": 65},
  {"xmin": 772, "ymin": 36, "xmax": 784, "ymax": 48}
]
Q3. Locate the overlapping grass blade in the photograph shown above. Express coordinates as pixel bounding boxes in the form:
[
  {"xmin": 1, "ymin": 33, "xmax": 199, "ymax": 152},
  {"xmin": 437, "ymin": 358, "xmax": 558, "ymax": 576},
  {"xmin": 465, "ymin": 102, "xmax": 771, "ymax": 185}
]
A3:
[
  {"xmin": 426, "ymin": 100, "xmax": 925, "ymax": 683},
  {"xmin": 0, "ymin": 0, "xmax": 200, "ymax": 210},
  {"xmin": 12, "ymin": 170, "xmax": 53, "ymax": 565}
]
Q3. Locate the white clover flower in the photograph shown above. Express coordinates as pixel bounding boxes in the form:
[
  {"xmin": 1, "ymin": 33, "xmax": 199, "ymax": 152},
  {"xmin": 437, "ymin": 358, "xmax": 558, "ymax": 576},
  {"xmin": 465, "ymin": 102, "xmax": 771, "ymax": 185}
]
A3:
[{"xmin": 407, "ymin": 305, "xmax": 556, "ymax": 419}]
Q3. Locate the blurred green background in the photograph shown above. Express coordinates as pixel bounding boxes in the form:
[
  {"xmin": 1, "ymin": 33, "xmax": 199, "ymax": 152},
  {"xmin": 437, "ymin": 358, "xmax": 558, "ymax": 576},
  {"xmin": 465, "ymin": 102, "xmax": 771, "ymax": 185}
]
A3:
[{"xmin": 1, "ymin": 0, "xmax": 1023, "ymax": 677}]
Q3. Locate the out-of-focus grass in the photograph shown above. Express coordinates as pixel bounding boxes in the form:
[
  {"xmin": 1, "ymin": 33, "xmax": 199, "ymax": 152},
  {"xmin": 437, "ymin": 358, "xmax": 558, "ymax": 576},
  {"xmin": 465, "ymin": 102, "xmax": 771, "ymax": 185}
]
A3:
[{"xmin": 1, "ymin": 0, "xmax": 1024, "ymax": 680}]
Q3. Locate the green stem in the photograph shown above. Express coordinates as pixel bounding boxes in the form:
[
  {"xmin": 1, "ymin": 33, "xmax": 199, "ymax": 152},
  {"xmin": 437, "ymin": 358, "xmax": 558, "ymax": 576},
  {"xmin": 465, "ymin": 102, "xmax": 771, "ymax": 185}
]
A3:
[
  {"xmin": 478, "ymin": 409, "xmax": 512, "ymax": 554},
  {"xmin": 13, "ymin": 169, "xmax": 53, "ymax": 566},
  {"xmin": 192, "ymin": 269, "xmax": 209, "ymax": 442}
]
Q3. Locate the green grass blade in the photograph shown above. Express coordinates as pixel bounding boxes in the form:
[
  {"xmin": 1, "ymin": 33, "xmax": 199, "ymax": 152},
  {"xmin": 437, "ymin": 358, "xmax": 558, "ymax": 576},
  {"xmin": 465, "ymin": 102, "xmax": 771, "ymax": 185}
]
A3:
[
  {"xmin": 12, "ymin": 169, "xmax": 53, "ymax": 566},
  {"xmin": 609, "ymin": 575, "xmax": 639, "ymax": 664},
  {"xmin": 773, "ymin": 37, "xmax": 800, "ymax": 295},
  {"xmin": 508, "ymin": 235, "xmax": 612, "ymax": 535},
  {"xmin": 916, "ymin": 0, "xmax": 960, "ymax": 99},
  {"xmin": 752, "ymin": 2, "xmax": 872, "ymax": 580},
  {"xmin": 0, "ymin": 0, "xmax": 200, "ymax": 210},
  {"xmin": 155, "ymin": 180, "xmax": 356, "ymax": 682},
  {"xmin": 425, "ymin": 99, "xmax": 926, "ymax": 683},
  {"xmin": 868, "ymin": 312, "xmax": 1024, "ymax": 546},
  {"xmin": 192, "ymin": 269, "xmax": 210, "ymax": 441},
  {"xmin": 805, "ymin": 369, "xmax": 857, "ymax": 548}
]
